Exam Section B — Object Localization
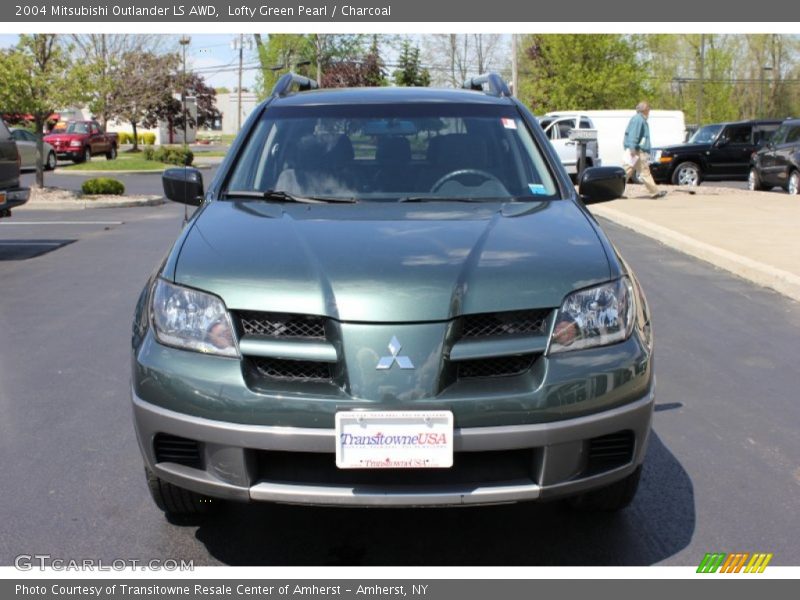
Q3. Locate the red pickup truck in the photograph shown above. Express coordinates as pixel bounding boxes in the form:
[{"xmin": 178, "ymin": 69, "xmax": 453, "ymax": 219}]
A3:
[{"xmin": 44, "ymin": 120, "xmax": 118, "ymax": 163}]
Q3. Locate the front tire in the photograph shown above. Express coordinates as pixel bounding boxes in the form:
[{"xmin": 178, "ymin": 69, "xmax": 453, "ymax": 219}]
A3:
[
  {"xmin": 748, "ymin": 167, "xmax": 768, "ymax": 191},
  {"xmin": 82, "ymin": 147, "xmax": 91, "ymax": 163},
  {"xmin": 145, "ymin": 468, "xmax": 217, "ymax": 518},
  {"xmin": 568, "ymin": 465, "xmax": 642, "ymax": 512},
  {"xmin": 671, "ymin": 161, "xmax": 702, "ymax": 187},
  {"xmin": 45, "ymin": 151, "xmax": 57, "ymax": 171},
  {"xmin": 106, "ymin": 145, "xmax": 117, "ymax": 160},
  {"xmin": 787, "ymin": 170, "xmax": 799, "ymax": 196}
]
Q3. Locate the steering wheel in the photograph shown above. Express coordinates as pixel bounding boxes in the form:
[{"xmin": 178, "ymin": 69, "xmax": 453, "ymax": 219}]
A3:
[{"xmin": 430, "ymin": 169, "xmax": 504, "ymax": 193}]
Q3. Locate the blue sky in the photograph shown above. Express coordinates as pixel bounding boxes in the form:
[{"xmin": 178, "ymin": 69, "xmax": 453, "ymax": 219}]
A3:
[{"xmin": 0, "ymin": 34, "xmax": 259, "ymax": 91}]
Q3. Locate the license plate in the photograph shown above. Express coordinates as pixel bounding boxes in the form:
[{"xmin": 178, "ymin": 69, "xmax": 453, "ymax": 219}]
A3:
[
  {"xmin": 335, "ymin": 410, "xmax": 454, "ymax": 469},
  {"xmin": 0, "ymin": 191, "xmax": 6, "ymax": 206}
]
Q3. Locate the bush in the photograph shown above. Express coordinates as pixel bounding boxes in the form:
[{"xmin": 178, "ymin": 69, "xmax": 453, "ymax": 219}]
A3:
[
  {"xmin": 142, "ymin": 145, "xmax": 155, "ymax": 161},
  {"xmin": 153, "ymin": 145, "xmax": 193, "ymax": 166},
  {"xmin": 139, "ymin": 132, "xmax": 156, "ymax": 145},
  {"xmin": 81, "ymin": 177, "xmax": 125, "ymax": 195},
  {"xmin": 117, "ymin": 131, "xmax": 132, "ymax": 144}
]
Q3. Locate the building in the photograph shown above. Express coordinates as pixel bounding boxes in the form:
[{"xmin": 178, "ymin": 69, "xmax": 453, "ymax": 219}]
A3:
[{"xmin": 215, "ymin": 91, "xmax": 259, "ymax": 136}]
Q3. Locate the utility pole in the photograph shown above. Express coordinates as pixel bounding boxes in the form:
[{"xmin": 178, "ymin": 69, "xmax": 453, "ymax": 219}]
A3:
[
  {"xmin": 231, "ymin": 35, "xmax": 253, "ymax": 133},
  {"xmin": 511, "ymin": 34, "xmax": 518, "ymax": 97},
  {"xmin": 697, "ymin": 34, "xmax": 705, "ymax": 127},
  {"xmin": 759, "ymin": 65, "xmax": 773, "ymax": 118}
]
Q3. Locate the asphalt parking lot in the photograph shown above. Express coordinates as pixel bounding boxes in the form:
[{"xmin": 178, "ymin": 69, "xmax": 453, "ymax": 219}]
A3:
[{"xmin": 1, "ymin": 195, "xmax": 798, "ymax": 566}]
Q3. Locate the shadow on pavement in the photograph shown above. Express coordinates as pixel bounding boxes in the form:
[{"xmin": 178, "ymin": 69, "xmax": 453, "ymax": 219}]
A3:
[{"xmin": 190, "ymin": 433, "xmax": 694, "ymax": 566}]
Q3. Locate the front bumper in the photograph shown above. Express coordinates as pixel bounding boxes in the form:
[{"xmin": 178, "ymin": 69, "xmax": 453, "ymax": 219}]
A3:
[
  {"xmin": 649, "ymin": 161, "xmax": 672, "ymax": 183},
  {"xmin": 133, "ymin": 380, "xmax": 654, "ymax": 507}
]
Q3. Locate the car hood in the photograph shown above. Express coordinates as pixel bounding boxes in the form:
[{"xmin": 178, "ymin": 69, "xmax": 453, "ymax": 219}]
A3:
[
  {"xmin": 172, "ymin": 199, "xmax": 612, "ymax": 322},
  {"xmin": 655, "ymin": 142, "xmax": 710, "ymax": 154},
  {"xmin": 44, "ymin": 133, "xmax": 83, "ymax": 143}
]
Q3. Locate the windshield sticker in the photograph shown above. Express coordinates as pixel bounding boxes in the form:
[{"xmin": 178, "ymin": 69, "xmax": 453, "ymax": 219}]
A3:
[
  {"xmin": 501, "ymin": 118, "xmax": 517, "ymax": 129},
  {"xmin": 528, "ymin": 183, "xmax": 548, "ymax": 195}
]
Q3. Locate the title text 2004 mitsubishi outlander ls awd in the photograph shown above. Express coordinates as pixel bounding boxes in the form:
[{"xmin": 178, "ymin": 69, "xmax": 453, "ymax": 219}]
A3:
[{"xmin": 132, "ymin": 74, "xmax": 655, "ymax": 518}]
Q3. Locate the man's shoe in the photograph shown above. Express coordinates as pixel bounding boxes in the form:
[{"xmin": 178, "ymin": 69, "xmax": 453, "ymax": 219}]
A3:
[{"xmin": 651, "ymin": 191, "xmax": 667, "ymax": 199}]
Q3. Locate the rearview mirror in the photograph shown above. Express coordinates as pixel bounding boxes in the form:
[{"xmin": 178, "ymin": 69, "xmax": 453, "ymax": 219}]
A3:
[
  {"xmin": 162, "ymin": 167, "xmax": 204, "ymax": 206},
  {"xmin": 578, "ymin": 167, "xmax": 625, "ymax": 204}
]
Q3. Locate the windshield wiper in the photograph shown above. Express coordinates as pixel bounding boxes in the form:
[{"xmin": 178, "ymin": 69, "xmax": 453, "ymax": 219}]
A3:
[{"xmin": 222, "ymin": 190, "xmax": 356, "ymax": 204}]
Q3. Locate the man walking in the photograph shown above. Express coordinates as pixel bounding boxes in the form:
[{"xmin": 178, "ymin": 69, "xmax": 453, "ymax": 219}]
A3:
[{"xmin": 623, "ymin": 101, "xmax": 667, "ymax": 199}]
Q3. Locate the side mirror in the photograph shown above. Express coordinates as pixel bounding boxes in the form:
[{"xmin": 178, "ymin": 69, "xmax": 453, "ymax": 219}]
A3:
[
  {"xmin": 715, "ymin": 137, "xmax": 729, "ymax": 147},
  {"xmin": 578, "ymin": 167, "xmax": 625, "ymax": 204},
  {"xmin": 162, "ymin": 167, "xmax": 204, "ymax": 206}
]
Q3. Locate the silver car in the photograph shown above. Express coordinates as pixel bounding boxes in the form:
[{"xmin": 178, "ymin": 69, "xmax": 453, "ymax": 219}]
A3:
[{"xmin": 10, "ymin": 128, "xmax": 57, "ymax": 171}]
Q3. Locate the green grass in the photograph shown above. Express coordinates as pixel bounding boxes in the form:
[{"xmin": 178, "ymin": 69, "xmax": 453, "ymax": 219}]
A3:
[{"xmin": 62, "ymin": 153, "xmax": 167, "ymax": 172}]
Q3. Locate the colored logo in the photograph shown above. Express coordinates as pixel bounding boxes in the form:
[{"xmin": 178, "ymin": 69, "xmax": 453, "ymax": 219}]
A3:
[{"xmin": 697, "ymin": 552, "xmax": 773, "ymax": 573}]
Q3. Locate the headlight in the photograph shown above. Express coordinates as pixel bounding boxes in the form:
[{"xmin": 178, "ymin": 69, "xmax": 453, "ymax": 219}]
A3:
[
  {"xmin": 652, "ymin": 150, "xmax": 662, "ymax": 161},
  {"xmin": 549, "ymin": 278, "xmax": 635, "ymax": 354},
  {"xmin": 69, "ymin": 140, "xmax": 81, "ymax": 147},
  {"xmin": 151, "ymin": 279, "xmax": 239, "ymax": 357}
]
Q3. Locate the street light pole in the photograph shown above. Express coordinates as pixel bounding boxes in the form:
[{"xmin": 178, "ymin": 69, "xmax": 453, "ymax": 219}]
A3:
[{"xmin": 179, "ymin": 35, "xmax": 191, "ymax": 145}]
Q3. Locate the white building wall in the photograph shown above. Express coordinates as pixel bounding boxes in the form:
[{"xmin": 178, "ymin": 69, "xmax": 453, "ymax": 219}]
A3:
[{"xmin": 216, "ymin": 92, "xmax": 259, "ymax": 136}]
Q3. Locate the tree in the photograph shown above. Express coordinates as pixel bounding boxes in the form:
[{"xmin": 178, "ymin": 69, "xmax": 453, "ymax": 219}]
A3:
[
  {"xmin": 393, "ymin": 40, "xmax": 430, "ymax": 87},
  {"xmin": 0, "ymin": 34, "xmax": 88, "ymax": 187},
  {"xmin": 320, "ymin": 37, "xmax": 387, "ymax": 88},
  {"xmin": 422, "ymin": 34, "xmax": 507, "ymax": 87},
  {"xmin": 114, "ymin": 51, "xmax": 178, "ymax": 151},
  {"xmin": 518, "ymin": 34, "xmax": 645, "ymax": 113},
  {"xmin": 253, "ymin": 34, "xmax": 314, "ymax": 98},
  {"xmin": 253, "ymin": 34, "xmax": 374, "ymax": 96},
  {"xmin": 70, "ymin": 34, "xmax": 163, "ymax": 128},
  {"xmin": 138, "ymin": 71, "xmax": 218, "ymax": 143}
]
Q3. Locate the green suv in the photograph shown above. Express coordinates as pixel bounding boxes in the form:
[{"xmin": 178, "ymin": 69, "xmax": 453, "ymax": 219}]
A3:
[{"xmin": 132, "ymin": 73, "xmax": 654, "ymax": 517}]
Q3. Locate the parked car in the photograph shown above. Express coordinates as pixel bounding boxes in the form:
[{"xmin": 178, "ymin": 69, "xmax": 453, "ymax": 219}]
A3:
[
  {"xmin": 43, "ymin": 120, "xmax": 118, "ymax": 163},
  {"xmin": 10, "ymin": 128, "xmax": 57, "ymax": 171},
  {"xmin": 132, "ymin": 73, "xmax": 655, "ymax": 519},
  {"xmin": 537, "ymin": 113, "xmax": 600, "ymax": 177},
  {"xmin": 0, "ymin": 121, "xmax": 31, "ymax": 218},
  {"xmin": 749, "ymin": 118, "xmax": 800, "ymax": 195},
  {"xmin": 650, "ymin": 119, "xmax": 782, "ymax": 186}
]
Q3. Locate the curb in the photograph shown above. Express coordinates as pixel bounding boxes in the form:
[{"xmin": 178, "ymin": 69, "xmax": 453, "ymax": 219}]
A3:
[
  {"xmin": 23, "ymin": 195, "xmax": 165, "ymax": 210},
  {"xmin": 590, "ymin": 205, "xmax": 800, "ymax": 303},
  {"xmin": 54, "ymin": 163, "xmax": 216, "ymax": 176}
]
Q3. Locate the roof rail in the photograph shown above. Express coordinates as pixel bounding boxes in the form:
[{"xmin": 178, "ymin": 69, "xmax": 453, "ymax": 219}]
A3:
[
  {"xmin": 462, "ymin": 73, "xmax": 511, "ymax": 98},
  {"xmin": 271, "ymin": 72, "xmax": 319, "ymax": 97}
]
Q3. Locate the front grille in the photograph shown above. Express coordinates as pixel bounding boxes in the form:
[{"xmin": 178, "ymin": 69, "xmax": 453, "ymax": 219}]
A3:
[
  {"xmin": 586, "ymin": 431, "xmax": 635, "ymax": 474},
  {"xmin": 238, "ymin": 312, "xmax": 326, "ymax": 339},
  {"xmin": 250, "ymin": 357, "xmax": 332, "ymax": 382},
  {"xmin": 457, "ymin": 354, "xmax": 536, "ymax": 379},
  {"xmin": 153, "ymin": 433, "xmax": 202, "ymax": 469},
  {"xmin": 255, "ymin": 449, "xmax": 535, "ymax": 487},
  {"xmin": 461, "ymin": 309, "xmax": 549, "ymax": 339}
]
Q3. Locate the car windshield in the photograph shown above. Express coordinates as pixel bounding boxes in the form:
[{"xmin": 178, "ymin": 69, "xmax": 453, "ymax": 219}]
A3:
[
  {"xmin": 65, "ymin": 122, "xmax": 89, "ymax": 134},
  {"xmin": 225, "ymin": 103, "xmax": 558, "ymax": 201},
  {"xmin": 688, "ymin": 124, "xmax": 723, "ymax": 144}
]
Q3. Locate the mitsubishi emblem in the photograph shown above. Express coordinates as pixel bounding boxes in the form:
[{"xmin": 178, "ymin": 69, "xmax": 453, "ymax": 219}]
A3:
[{"xmin": 376, "ymin": 336, "xmax": 415, "ymax": 370}]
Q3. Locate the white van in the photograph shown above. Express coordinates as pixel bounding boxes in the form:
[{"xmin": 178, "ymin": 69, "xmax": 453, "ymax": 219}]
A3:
[{"xmin": 546, "ymin": 110, "xmax": 686, "ymax": 168}]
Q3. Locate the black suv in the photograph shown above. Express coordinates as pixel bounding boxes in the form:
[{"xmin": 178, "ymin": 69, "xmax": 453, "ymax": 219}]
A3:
[
  {"xmin": 0, "ymin": 120, "xmax": 30, "ymax": 218},
  {"xmin": 650, "ymin": 119, "xmax": 782, "ymax": 186},
  {"xmin": 749, "ymin": 118, "xmax": 800, "ymax": 195}
]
